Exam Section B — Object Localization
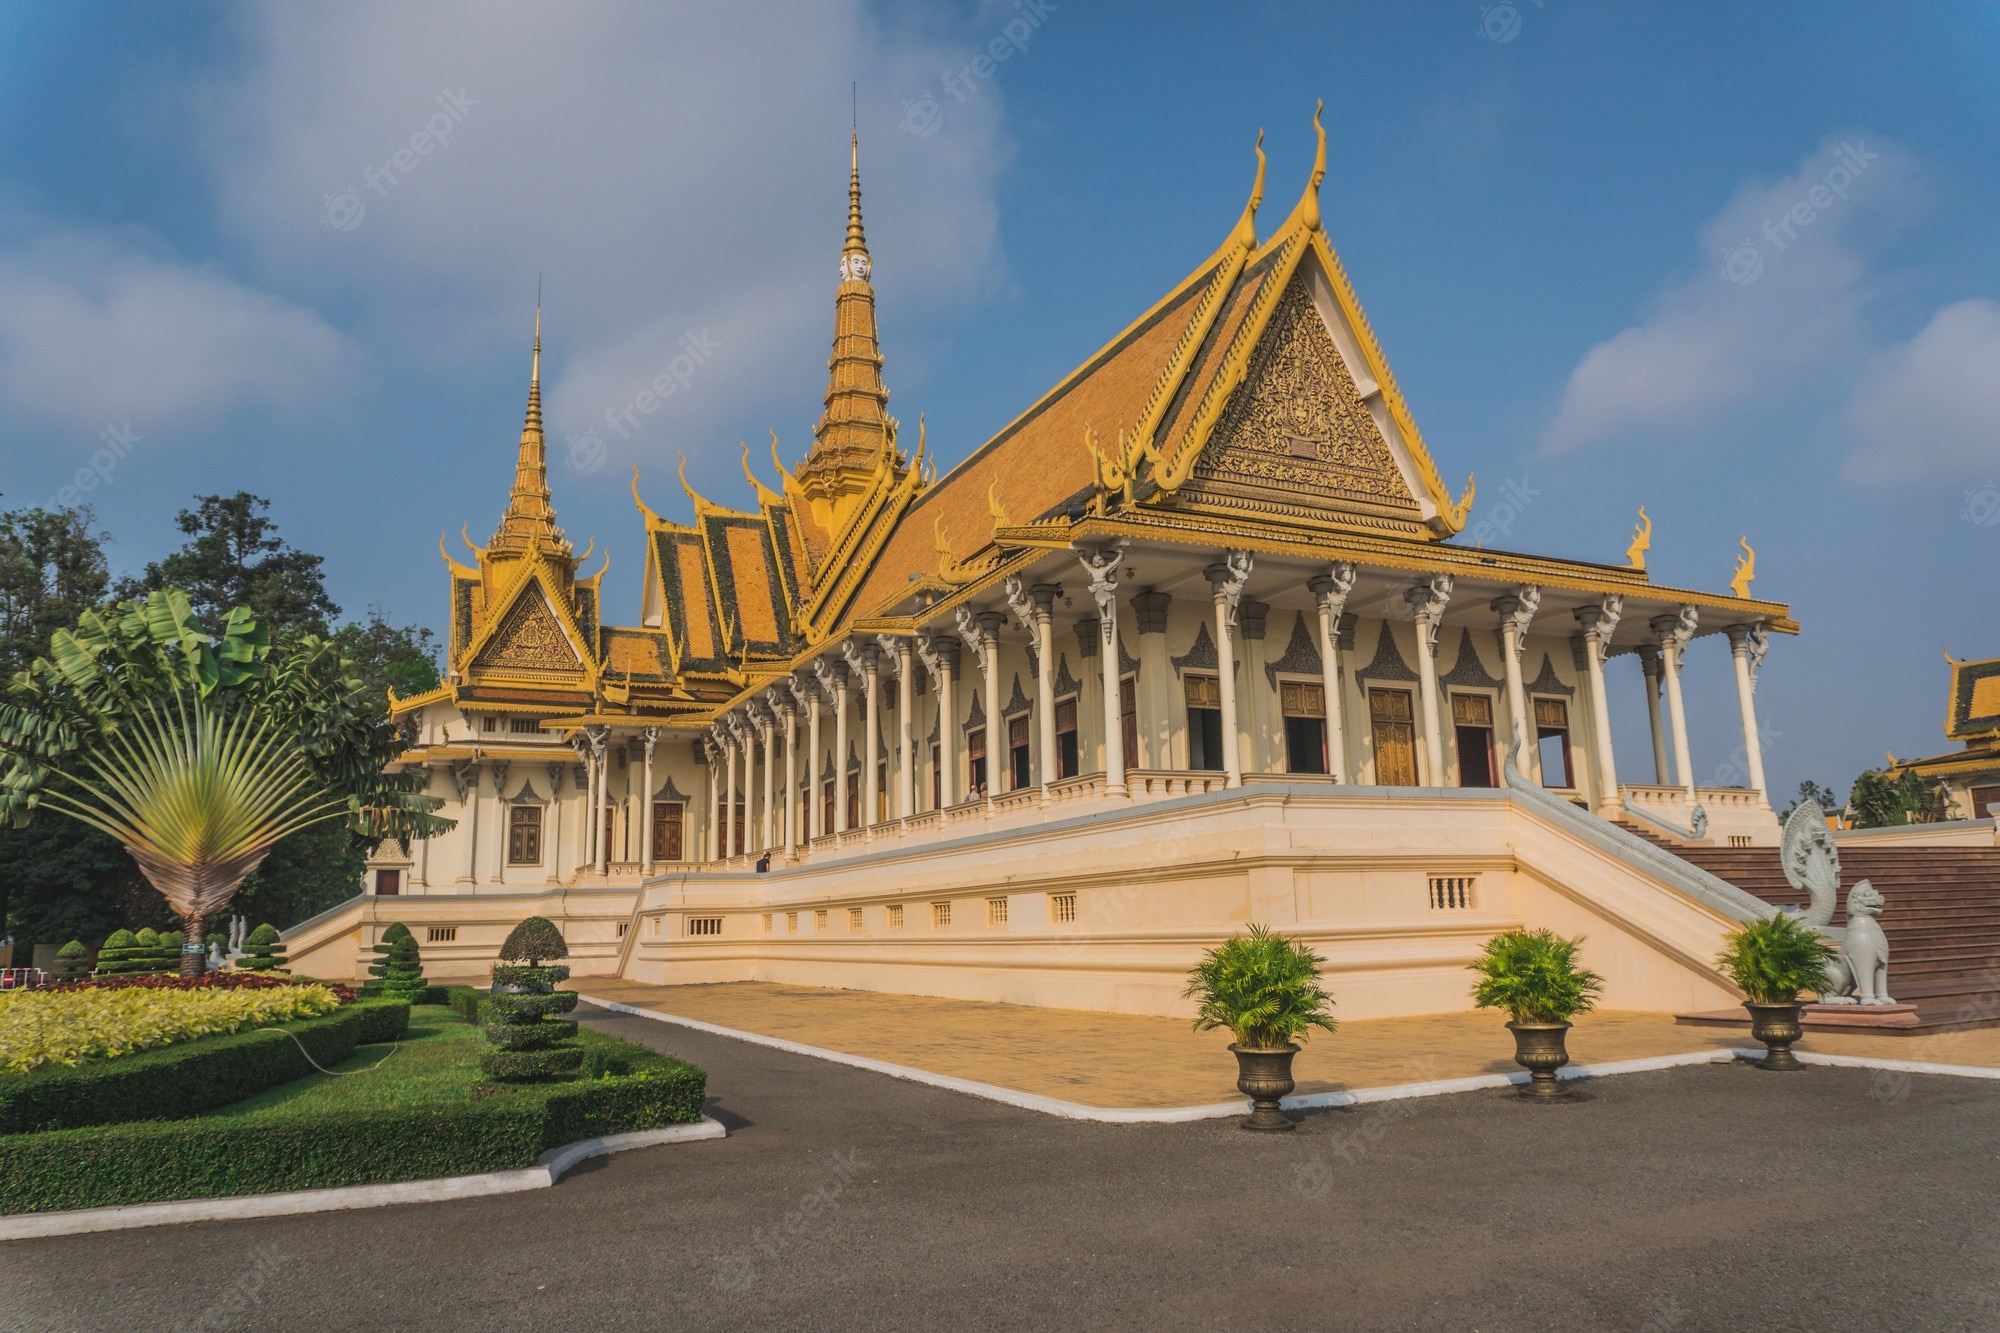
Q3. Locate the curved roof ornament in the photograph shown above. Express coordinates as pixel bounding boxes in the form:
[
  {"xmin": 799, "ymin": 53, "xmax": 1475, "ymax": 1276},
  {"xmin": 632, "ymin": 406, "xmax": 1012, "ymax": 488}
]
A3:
[{"xmin": 1230, "ymin": 129, "xmax": 1266, "ymax": 252}]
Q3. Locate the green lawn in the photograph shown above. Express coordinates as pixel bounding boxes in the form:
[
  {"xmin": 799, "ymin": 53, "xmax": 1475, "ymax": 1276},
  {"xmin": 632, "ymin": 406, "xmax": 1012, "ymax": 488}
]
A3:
[{"xmin": 214, "ymin": 1004, "xmax": 484, "ymax": 1117}]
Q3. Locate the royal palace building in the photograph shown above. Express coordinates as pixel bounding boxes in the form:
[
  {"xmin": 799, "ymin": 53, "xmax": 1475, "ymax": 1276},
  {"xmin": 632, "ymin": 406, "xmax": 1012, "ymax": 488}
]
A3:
[{"xmin": 290, "ymin": 114, "xmax": 1801, "ymax": 1020}]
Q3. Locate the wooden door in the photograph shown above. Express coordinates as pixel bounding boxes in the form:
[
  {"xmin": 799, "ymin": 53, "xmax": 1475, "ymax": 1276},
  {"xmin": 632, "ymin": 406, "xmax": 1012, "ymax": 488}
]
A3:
[{"xmin": 1369, "ymin": 688, "xmax": 1417, "ymax": 786}]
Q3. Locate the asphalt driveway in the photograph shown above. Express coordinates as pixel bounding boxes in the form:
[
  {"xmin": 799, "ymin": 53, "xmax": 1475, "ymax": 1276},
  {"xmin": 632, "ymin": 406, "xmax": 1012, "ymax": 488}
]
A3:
[{"xmin": 4, "ymin": 1003, "xmax": 1997, "ymax": 1331}]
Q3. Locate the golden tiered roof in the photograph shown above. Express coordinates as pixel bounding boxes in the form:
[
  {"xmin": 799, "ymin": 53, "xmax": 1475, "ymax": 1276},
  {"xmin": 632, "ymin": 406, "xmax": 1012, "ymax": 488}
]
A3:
[{"xmin": 395, "ymin": 107, "xmax": 1793, "ymax": 734}]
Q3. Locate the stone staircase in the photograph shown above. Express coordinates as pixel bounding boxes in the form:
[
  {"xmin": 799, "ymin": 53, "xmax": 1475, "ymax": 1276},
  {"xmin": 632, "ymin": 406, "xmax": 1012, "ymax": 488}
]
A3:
[{"xmin": 1617, "ymin": 822, "xmax": 2000, "ymax": 1028}]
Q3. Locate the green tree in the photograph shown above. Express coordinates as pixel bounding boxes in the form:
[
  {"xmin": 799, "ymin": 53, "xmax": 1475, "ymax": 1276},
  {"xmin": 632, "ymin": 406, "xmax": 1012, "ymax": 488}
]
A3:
[
  {"xmin": 124, "ymin": 493, "xmax": 340, "ymax": 636},
  {"xmin": 1780, "ymin": 780, "xmax": 1844, "ymax": 821},
  {"xmin": 330, "ymin": 608, "xmax": 442, "ymax": 712},
  {"xmin": 0, "ymin": 504, "xmax": 124, "ymax": 962},
  {"xmin": 1850, "ymin": 769, "xmax": 1950, "ymax": 828},
  {"xmin": 0, "ymin": 587, "xmax": 453, "ymax": 974}
]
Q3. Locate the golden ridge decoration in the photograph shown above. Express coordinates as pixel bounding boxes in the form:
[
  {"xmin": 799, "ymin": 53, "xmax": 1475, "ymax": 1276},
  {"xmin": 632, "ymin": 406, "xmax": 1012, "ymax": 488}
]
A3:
[
  {"xmin": 1626, "ymin": 506, "xmax": 1652, "ymax": 571},
  {"xmin": 1730, "ymin": 536, "xmax": 1756, "ymax": 599},
  {"xmin": 988, "ymin": 479, "xmax": 1012, "ymax": 530}
]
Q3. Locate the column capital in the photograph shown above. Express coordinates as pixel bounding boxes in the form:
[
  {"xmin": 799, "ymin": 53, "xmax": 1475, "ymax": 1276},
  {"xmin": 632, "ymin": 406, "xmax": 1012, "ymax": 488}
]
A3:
[
  {"xmin": 1651, "ymin": 605, "xmax": 1698, "ymax": 662},
  {"xmin": 1002, "ymin": 574, "xmax": 1035, "ymax": 628},
  {"xmin": 1573, "ymin": 595, "xmax": 1625, "ymax": 660},
  {"xmin": 955, "ymin": 608, "xmax": 990, "ymax": 681},
  {"xmin": 1490, "ymin": 584, "xmax": 1541, "ymax": 644},
  {"xmin": 1029, "ymin": 582, "xmax": 1062, "ymax": 616},
  {"xmin": 640, "ymin": 725, "xmax": 660, "ymax": 758},
  {"xmin": 1131, "ymin": 589, "xmax": 1171, "ymax": 635},
  {"xmin": 1204, "ymin": 551, "xmax": 1253, "ymax": 627},
  {"xmin": 1075, "ymin": 541, "xmax": 1125, "ymax": 620},
  {"xmin": 1307, "ymin": 560, "xmax": 1358, "ymax": 615},
  {"xmin": 813, "ymin": 656, "xmax": 845, "ymax": 694},
  {"xmin": 1635, "ymin": 641, "xmax": 1663, "ymax": 676},
  {"xmin": 1404, "ymin": 573, "xmax": 1455, "ymax": 657},
  {"xmin": 1725, "ymin": 621, "xmax": 1771, "ymax": 680}
]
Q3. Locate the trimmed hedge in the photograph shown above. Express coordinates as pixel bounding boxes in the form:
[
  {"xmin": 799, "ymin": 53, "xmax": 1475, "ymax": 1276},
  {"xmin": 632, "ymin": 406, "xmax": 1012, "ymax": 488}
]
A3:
[
  {"xmin": 0, "ymin": 999, "xmax": 410, "ymax": 1135},
  {"xmin": 0, "ymin": 1039, "xmax": 709, "ymax": 1215},
  {"xmin": 446, "ymin": 985, "xmax": 484, "ymax": 1023}
]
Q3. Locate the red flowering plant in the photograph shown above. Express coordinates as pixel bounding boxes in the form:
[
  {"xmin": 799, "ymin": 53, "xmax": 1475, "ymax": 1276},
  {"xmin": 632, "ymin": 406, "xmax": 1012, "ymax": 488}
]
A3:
[{"xmin": 53, "ymin": 972, "xmax": 358, "ymax": 1004}]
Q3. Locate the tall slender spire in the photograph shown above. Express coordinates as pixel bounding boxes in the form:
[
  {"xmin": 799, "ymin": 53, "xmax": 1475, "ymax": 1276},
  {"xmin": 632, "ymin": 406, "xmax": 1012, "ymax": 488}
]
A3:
[
  {"xmin": 797, "ymin": 129, "xmax": 899, "ymax": 537},
  {"xmin": 489, "ymin": 297, "xmax": 571, "ymax": 562}
]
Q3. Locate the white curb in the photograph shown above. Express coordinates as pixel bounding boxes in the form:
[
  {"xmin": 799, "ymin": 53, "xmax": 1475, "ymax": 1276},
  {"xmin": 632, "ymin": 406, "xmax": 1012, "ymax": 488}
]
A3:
[
  {"xmin": 0, "ymin": 1116, "xmax": 725, "ymax": 1241},
  {"xmin": 580, "ymin": 996, "xmax": 1748, "ymax": 1122},
  {"xmin": 1727, "ymin": 1046, "xmax": 2000, "ymax": 1080}
]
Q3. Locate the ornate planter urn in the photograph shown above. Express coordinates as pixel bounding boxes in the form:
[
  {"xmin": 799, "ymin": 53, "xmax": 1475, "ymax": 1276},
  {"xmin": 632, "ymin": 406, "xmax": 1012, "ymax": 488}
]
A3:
[
  {"xmin": 1745, "ymin": 1001, "xmax": 1806, "ymax": 1071},
  {"xmin": 1230, "ymin": 1044, "xmax": 1299, "ymax": 1131},
  {"xmin": 1506, "ymin": 1021, "xmax": 1572, "ymax": 1097}
]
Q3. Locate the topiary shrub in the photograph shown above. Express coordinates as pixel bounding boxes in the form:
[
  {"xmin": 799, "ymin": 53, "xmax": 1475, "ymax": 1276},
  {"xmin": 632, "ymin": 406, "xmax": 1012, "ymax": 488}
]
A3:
[
  {"xmin": 497, "ymin": 917, "xmax": 568, "ymax": 968},
  {"xmin": 53, "ymin": 941, "xmax": 91, "ymax": 982},
  {"xmin": 480, "ymin": 918, "xmax": 580, "ymax": 1082},
  {"xmin": 95, "ymin": 929, "xmax": 162, "ymax": 976},
  {"xmin": 158, "ymin": 931, "xmax": 187, "ymax": 974},
  {"xmin": 237, "ymin": 924, "xmax": 288, "ymax": 973},
  {"xmin": 366, "ymin": 923, "xmax": 428, "ymax": 1000}
]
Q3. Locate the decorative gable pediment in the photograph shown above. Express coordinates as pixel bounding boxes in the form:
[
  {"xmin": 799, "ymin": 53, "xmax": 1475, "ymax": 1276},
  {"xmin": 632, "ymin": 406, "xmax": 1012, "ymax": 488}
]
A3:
[
  {"xmin": 471, "ymin": 582, "xmax": 585, "ymax": 677},
  {"xmin": 1180, "ymin": 267, "xmax": 1424, "ymax": 533}
]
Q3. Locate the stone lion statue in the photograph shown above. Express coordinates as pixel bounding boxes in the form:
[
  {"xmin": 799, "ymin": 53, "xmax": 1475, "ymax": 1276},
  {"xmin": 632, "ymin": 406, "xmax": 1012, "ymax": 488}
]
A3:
[
  {"xmin": 1781, "ymin": 799, "xmax": 1894, "ymax": 1006},
  {"xmin": 1820, "ymin": 880, "xmax": 1895, "ymax": 1006}
]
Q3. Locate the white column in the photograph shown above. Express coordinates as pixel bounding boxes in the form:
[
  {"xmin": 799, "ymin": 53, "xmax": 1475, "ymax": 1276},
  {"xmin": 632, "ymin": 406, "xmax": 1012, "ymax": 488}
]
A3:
[
  {"xmin": 782, "ymin": 693, "xmax": 799, "ymax": 857},
  {"xmin": 833, "ymin": 666, "xmax": 852, "ymax": 833},
  {"xmin": 1405, "ymin": 574, "xmax": 1455, "ymax": 786},
  {"xmin": 1080, "ymin": 542, "xmax": 1129, "ymax": 794},
  {"xmin": 1638, "ymin": 646, "xmax": 1671, "ymax": 785},
  {"xmin": 724, "ymin": 723, "xmax": 741, "ymax": 858},
  {"xmin": 885, "ymin": 636, "xmax": 915, "ymax": 819},
  {"xmin": 1205, "ymin": 553, "xmax": 1252, "ymax": 788},
  {"xmin": 1309, "ymin": 563, "xmax": 1357, "ymax": 782},
  {"xmin": 1492, "ymin": 586, "xmax": 1541, "ymax": 783},
  {"xmin": 1654, "ymin": 607, "xmax": 1699, "ymax": 801},
  {"xmin": 546, "ymin": 762, "xmax": 565, "ymax": 883},
  {"xmin": 704, "ymin": 737, "xmax": 721, "ymax": 862},
  {"xmin": 742, "ymin": 717, "xmax": 760, "ymax": 852},
  {"xmin": 455, "ymin": 762, "xmax": 481, "ymax": 883},
  {"xmin": 760, "ymin": 704, "xmax": 777, "ymax": 851},
  {"xmin": 640, "ymin": 728, "xmax": 658, "ymax": 874},
  {"xmin": 1574, "ymin": 598, "xmax": 1626, "ymax": 818},
  {"xmin": 979, "ymin": 611, "xmax": 1003, "ymax": 798},
  {"xmin": 860, "ymin": 644, "xmax": 881, "ymax": 826},
  {"xmin": 1032, "ymin": 586, "xmax": 1059, "ymax": 792},
  {"xmin": 805, "ymin": 671, "xmax": 825, "ymax": 840},
  {"xmin": 590, "ymin": 729, "xmax": 610, "ymax": 875},
  {"xmin": 1726, "ymin": 622, "xmax": 1772, "ymax": 806},
  {"xmin": 936, "ymin": 638, "xmax": 959, "ymax": 808}
]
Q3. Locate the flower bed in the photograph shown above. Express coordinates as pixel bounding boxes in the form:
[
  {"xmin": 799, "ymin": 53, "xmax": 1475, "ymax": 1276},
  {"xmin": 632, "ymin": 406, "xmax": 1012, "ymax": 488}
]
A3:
[
  {"xmin": 0, "ymin": 1006, "xmax": 708, "ymax": 1215},
  {"xmin": 0, "ymin": 983, "xmax": 345, "ymax": 1074},
  {"xmin": 54, "ymin": 973, "xmax": 360, "ymax": 1003}
]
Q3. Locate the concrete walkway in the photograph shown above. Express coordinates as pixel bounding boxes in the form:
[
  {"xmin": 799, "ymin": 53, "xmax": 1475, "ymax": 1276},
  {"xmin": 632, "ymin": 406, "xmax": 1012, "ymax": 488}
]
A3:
[
  {"xmin": 574, "ymin": 979, "xmax": 2000, "ymax": 1108},
  {"xmin": 8, "ymin": 1004, "xmax": 1999, "ymax": 1331}
]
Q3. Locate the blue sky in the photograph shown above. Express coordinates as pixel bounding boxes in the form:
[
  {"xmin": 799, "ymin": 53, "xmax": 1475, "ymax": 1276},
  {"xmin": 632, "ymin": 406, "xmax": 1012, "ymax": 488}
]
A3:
[{"xmin": 1, "ymin": 1, "xmax": 1997, "ymax": 799}]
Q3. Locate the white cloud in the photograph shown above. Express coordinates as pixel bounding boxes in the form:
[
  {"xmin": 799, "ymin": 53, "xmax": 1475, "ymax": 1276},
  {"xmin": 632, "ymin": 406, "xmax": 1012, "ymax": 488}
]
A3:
[
  {"xmin": 1542, "ymin": 134, "xmax": 1919, "ymax": 454},
  {"xmin": 0, "ymin": 228, "xmax": 352, "ymax": 432},
  {"xmin": 196, "ymin": 1, "xmax": 1013, "ymax": 468},
  {"xmin": 1842, "ymin": 298, "xmax": 2000, "ymax": 485}
]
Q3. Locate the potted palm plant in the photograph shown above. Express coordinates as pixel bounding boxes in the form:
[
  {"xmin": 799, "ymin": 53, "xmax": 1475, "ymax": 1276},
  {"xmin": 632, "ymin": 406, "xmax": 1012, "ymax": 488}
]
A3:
[
  {"xmin": 1718, "ymin": 911, "xmax": 1835, "ymax": 1071},
  {"xmin": 1469, "ymin": 928, "xmax": 1604, "ymax": 1098},
  {"xmin": 1185, "ymin": 925, "xmax": 1336, "ymax": 1131}
]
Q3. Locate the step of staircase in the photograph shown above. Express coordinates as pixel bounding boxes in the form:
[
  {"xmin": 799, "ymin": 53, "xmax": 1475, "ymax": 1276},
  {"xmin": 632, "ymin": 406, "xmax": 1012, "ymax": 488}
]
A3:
[{"xmin": 1616, "ymin": 821, "xmax": 2000, "ymax": 1033}]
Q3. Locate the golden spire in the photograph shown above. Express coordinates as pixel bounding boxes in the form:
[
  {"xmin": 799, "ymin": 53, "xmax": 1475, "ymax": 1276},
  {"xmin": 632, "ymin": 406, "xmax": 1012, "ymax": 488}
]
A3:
[
  {"xmin": 487, "ymin": 297, "xmax": 572, "ymax": 563},
  {"xmin": 796, "ymin": 128, "xmax": 900, "ymax": 537}
]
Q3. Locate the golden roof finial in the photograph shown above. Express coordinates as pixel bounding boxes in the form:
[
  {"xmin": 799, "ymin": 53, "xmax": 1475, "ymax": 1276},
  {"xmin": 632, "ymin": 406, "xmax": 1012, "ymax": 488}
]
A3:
[
  {"xmin": 1231, "ymin": 129, "xmax": 1267, "ymax": 252},
  {"xmin": 1730, "ymin": 535, "xmax": 1756, "ymax": 599},
  {"xmin": 1281, "ymin": 100, "xmax": 1327, "ymax": 236},
  {"xmin": 1626, "ymin": 505, "xmax": 1652, "ymax": 571},
  {"xmin": 845, "ymin": 129, "xmax": 867, "ymax": 257}
]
